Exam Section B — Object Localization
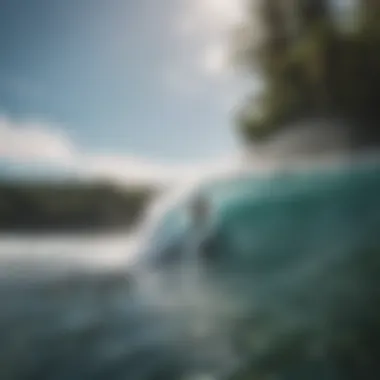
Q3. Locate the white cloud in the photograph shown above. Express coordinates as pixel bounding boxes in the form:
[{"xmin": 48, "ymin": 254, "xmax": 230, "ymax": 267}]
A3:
[
  {"xmin": 0, "ymin": 117, "xmax": 238, "ymax": 186},
  {"xmin": 0, "ymin": 116, "xmax": 76, "ymax": 165},
  {"xmin": 82, "ymin": 154, "xmax": 238, "ymax": 187},
  {"xmin": 81, "ymin": 155, "xmax": 182, "ymax": 186}
]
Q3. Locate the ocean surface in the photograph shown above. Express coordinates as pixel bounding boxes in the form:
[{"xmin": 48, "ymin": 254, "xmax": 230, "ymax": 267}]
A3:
[
  {"xmin": 0, "ymin": 233, "xmax": 239, "ymax": 380},
  {"xmin": 1, "ymin": 157, "xmax": 380, "ymax": 380}
]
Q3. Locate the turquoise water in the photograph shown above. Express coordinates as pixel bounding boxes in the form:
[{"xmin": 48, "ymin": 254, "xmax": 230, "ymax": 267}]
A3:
[
  {"xmin": 1, "ymin": 158, "xmax": 380, "ymax": 379},
  {"xmin": 135, "ymin": 157, "xmax": 380, "ymax": 378}
]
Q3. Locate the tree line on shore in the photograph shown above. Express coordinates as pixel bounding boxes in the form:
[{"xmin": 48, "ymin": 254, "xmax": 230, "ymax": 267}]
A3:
[{"xmin": 0, "ymin": 180, "xmax": 155, "ymax": 231}]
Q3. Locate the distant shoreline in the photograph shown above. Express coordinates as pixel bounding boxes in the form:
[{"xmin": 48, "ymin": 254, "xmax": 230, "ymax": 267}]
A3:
[
  {"xmin": 0, "ymin": 224, "xmax": 139, "ymax": 235},
  {"xmin": 0, "ymin": 180, "xmax": 154, "ymax": 236}
]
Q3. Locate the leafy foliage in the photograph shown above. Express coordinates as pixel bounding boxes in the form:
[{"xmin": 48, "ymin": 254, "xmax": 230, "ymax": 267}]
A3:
[
  {"xmin": 237, "ymin": 0, "xmax": 380, "ymax": 143},
  {"xmin": 0, "ymin": 181, "xmax": 154, "ymax": 231}
]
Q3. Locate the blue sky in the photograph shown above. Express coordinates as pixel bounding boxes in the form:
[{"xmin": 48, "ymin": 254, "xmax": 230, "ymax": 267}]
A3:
[{"xmin": 0, "ymin": 0, "xmax": 248, "ymax": 184}]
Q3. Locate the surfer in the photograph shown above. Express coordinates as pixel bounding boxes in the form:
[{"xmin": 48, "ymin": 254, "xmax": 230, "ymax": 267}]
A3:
[{"xmin": 188, "ymin": 193, "xmax": 217, "ymax": 262}]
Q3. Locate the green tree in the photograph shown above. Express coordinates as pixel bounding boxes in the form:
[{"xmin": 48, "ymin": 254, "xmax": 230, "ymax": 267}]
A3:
[
  {"xmin": 237, "ymin": 0, "xmax": 380, "ymax": 146},
  {"xmin": 0, "ymin": 181, "xmax": 154, "ymax": 231}
]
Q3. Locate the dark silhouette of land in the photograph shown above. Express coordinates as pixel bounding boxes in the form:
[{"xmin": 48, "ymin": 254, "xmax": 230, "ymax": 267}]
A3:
[{"xmin": 0, "ymin": 180, "xmax": 154, "ymax": 232}]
